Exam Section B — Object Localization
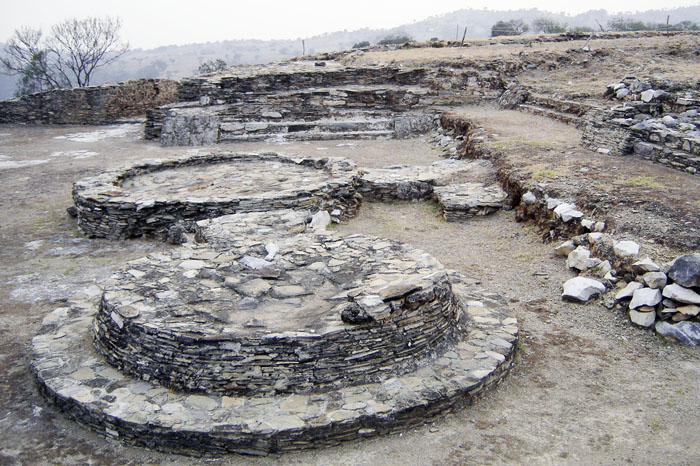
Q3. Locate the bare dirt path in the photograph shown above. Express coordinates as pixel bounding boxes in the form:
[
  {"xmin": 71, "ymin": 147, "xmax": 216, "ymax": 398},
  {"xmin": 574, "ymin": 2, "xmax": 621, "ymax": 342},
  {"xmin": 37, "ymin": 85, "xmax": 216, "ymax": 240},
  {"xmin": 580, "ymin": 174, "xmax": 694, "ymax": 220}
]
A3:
[{"xmin": 1, "ymin": 122, "xmax": 699, "ymax": 465}]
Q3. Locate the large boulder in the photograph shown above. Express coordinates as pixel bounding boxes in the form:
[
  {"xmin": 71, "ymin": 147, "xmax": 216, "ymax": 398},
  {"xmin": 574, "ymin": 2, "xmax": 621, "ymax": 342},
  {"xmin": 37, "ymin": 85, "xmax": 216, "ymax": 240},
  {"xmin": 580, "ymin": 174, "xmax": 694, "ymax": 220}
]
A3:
[
  {"xmin": 655, "ymin": 321, "xmax": 700, "ymax": 346},
  {"xmin": 668, "ymin": 253, "xmax": 700, "ymax": 288}
]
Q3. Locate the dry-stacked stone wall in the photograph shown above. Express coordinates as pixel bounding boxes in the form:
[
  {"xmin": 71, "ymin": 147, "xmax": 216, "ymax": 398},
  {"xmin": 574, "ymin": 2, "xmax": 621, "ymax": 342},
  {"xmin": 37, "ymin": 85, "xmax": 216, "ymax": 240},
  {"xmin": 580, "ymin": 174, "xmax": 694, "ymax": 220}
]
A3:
[
  {"xmin": 72, "ymin": 152, "xmax": 361, "ymax": 239},
  {"xmin": 32, "ymin": 200, "xmax": 519, "ymax": 456},
  {"xmin": 580, "ymin": 77, "xmax": 700, "ymax": 174},
  {"xmin": 94, "ymin": 228, "xmax": 463, "ymax": 395},
  {"xmin": 0, "ymin": 79, "xmax": 178, "ymax": 125}
]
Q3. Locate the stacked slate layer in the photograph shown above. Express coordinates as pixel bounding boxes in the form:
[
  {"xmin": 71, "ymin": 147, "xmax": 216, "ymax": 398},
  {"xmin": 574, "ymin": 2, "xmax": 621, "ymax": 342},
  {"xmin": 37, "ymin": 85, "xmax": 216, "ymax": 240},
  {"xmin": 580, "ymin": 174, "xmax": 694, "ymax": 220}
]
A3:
[
  {"xmin": 581, "ymin": 77, "xmax": 700, "ymax": 174},
  {"xmin": 94, "ymin": 232, "xmax": 463, "ymax": 395},
  {"xmin": 72, "ymin": 152, "xmax": 361, "ymax": 239},
  {"xmin": 145, "ymin": 60, "xmax": 520, "ymax": 145},
  {"xmin": 0, "ymin": 79, "xmax": 178, "ymax": 125}
]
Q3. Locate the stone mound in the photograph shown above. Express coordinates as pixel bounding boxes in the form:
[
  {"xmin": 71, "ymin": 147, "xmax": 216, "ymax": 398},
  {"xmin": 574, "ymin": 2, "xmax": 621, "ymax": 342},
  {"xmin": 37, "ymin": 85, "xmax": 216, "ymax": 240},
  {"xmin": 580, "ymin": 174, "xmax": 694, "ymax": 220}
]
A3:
[{"xmin": 32, "ymin": 209, "xmax": 518, "ymax": 456}]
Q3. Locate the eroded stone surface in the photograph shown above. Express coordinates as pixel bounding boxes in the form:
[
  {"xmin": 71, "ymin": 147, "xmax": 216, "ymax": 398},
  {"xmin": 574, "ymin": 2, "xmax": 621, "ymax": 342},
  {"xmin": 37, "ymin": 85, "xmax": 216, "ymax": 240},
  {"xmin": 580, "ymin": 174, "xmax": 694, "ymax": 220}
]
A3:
[{"xmin": 72, "ymin": 152, "xmax": 361, "ymax": 239}]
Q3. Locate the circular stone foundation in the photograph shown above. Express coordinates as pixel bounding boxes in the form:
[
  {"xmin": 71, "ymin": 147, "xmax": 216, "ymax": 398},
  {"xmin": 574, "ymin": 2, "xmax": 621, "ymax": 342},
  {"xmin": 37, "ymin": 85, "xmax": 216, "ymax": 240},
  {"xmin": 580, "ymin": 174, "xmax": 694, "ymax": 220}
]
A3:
[
  {"xmin": 32, "ymin": 271, "xmax": 517, "ymax": 456},
  {"xmin": 94, "ymin": 222, "xmax": 463, "ymax": 395},
  {"xmin": 72, "ymin": 152, "xmax": 361, "ymax": 239}
]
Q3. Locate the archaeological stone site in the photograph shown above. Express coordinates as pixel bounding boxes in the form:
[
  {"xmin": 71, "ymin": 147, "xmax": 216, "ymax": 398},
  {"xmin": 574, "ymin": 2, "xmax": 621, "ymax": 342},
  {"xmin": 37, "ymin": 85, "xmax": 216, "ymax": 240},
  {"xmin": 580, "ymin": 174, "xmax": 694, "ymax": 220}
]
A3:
[{"xmin": 3, "ymin": 30, "xmax": 700, "ymax": 464}]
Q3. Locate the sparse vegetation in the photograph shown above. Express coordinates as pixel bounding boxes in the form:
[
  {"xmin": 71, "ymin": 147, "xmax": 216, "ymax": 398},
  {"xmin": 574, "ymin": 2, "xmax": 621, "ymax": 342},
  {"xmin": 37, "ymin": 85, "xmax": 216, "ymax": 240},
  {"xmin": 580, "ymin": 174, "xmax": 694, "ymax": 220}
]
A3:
[
  {"xmin": 352, "ymin": 41, "xmax": 370, "ymax": 49},
  {"xmin": 198, "ymin": 59, "xmax": 228, "ymax": 74},
  {"xmin": 378, "ymin": 34, "xmax": 414, "ymax": 45},
  {"xmin": 532, "ymin": 18, "xmax": 568, "ymax": 34},
  {"xmin": 1, "ymin": 17, "xmax": 129, "ymax": 96},
  {"xmin": 491, "ymin": 20, "xmax": 529, "ymax": 37},
  {"xmin": 608, "ymin": 18, "xmax": 700, "ymax": 32},
  {"xmin": 623, "ymin": 176, "xmax": 664, "ymax": 189}
]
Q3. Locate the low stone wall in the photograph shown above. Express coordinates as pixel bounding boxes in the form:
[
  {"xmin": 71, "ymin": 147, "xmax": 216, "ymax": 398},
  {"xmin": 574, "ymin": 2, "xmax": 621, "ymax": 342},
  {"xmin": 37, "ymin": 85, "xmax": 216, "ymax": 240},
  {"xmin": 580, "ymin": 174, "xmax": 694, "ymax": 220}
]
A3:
[
  {"xmin": 72, "ymin": 152, "xmax": 362, "ymax": 239},
  {"xmin": 0, "ymin": 79, "xmax": 178, "ymax": 125},
  {"xmin": 177, "ymin": 63, "xmax": 427, "ymax": 104},
  {"xmin": 94, "ymin": 232, "xmax": 462, "ymax": 395}
]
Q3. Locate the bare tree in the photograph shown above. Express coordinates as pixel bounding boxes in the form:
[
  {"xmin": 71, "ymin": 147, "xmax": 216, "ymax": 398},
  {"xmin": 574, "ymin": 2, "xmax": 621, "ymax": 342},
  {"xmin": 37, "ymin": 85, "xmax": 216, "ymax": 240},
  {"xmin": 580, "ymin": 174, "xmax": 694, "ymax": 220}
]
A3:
[
  {"xmin": 1, "ymin": 17, "xmax": 128, "ymax": 95},
  {"xmin": 48, "ymin": 17, "xmax": 129, "ymax": 87}
]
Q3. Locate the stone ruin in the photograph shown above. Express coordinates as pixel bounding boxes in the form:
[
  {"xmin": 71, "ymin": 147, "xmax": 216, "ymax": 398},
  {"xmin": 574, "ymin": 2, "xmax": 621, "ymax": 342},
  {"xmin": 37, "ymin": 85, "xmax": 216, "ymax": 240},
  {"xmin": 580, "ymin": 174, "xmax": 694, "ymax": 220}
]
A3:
[
  {"xmin": 32, "ymin": 207, "xmax": 517, "ymax": 455},
  {"xmin": 23, "ymin": 32, "xmax": 700, "ymax": 456},
  {"xmin": 33, "ymin": 59, "xmax": 516, "ymax": 453}
]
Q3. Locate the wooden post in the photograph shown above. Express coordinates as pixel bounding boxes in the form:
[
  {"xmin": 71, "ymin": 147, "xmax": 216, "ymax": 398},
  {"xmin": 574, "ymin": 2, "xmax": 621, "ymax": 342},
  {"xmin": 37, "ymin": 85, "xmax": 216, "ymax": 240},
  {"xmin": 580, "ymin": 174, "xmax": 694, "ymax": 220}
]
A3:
[
  {"xmin": 595, "ymin": 19, "xmax": 605, "ymax": 32},
  {"xmin": 302, "ymin": 40, "xmax": 306, "ymax": 56},
  {"xmin": 461, "ymin": 26, "xmax": 468, "ymax": 46},
  {"xmin": 580, "ymin": 33, "xmax": 594, "ymax": 51},
  {"xmin": 666, "ymin": 15, "xmax": 670, "ymax": 35},
  {"xmin": 456, "ymin": 25, "xmax": 459, "ymax": 41}
]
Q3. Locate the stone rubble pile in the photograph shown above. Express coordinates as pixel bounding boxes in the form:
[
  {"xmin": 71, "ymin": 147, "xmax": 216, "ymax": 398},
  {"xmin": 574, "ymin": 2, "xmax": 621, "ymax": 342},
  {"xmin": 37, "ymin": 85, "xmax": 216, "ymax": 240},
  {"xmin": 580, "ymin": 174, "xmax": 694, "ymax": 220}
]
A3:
[
  {"xmin": 581, "ymin": 76, "xmax": 700, "ymax": 174},
  {"xmin": 522, "ymin": 185, "xmax": 700, "ymax": 345}
]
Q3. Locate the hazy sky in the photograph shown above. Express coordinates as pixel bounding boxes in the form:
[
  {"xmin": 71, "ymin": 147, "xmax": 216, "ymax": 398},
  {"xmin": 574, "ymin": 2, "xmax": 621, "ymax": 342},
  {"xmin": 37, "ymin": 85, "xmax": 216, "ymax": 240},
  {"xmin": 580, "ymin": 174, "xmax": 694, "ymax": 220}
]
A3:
[{"xmin": 3, "ymin": 0, "xmax": 699, "ymax": 49}]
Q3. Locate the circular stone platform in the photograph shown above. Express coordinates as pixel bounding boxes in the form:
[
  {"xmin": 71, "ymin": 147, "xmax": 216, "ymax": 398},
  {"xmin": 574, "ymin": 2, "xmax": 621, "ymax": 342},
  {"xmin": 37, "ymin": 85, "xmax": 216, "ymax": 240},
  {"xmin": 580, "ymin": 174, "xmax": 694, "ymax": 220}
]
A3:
[
  {"xmin": 94, "ymin": 227, "xmax": 462, "ymax": 395},
  {"xmin": 72, "ymin": 152, "xmax": 361, "ymax": 239},
  {"xmin": 32, "ymin": 272, "xmax": 517, "ymax": 456}
]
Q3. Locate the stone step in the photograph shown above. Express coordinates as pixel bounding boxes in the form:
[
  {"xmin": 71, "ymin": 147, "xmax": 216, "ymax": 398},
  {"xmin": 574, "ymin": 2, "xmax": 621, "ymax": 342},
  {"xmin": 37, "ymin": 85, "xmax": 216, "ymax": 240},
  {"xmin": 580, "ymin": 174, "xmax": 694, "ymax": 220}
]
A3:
[
  {"xmin": 434, "ymin": 183, "xmax": 508, "ymax": 222},
  {"xmin": 527, "ymin": 93, "xmax": 596, "ymax": 116},
  {"xmin": 32, "ymin": 274, "xmax": 517, "ymax": 456},
  {"xmin": 219, "ymin": 118, "xmax": 395, "ymax": 136},
  {"xmin": 518, "ymin": 104, "xmax": 584, "ymax": 127}
]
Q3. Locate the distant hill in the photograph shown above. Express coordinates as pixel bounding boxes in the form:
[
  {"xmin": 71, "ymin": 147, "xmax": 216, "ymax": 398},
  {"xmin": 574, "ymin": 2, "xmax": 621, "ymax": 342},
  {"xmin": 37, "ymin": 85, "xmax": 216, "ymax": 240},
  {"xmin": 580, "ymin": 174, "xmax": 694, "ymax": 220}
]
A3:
[{"xmin": 2, "ymin": 6, "xmax": 700, "ymax": 100}]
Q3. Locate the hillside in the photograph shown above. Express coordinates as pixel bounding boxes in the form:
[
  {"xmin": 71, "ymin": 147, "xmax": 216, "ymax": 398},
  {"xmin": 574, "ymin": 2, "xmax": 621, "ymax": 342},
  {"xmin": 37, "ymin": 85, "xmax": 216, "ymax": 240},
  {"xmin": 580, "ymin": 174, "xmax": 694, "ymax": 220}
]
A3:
[{"xmin": 2, "ymin": 6, "xmax": 700, "ymax": 100}]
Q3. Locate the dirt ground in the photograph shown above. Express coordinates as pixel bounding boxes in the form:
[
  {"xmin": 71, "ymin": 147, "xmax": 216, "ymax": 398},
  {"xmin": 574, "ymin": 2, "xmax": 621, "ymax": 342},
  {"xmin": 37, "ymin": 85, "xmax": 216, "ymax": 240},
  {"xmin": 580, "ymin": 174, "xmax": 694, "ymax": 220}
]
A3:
[{"xmin": 1, "ymin": 113, "xmax": 700, "ymax": 466}]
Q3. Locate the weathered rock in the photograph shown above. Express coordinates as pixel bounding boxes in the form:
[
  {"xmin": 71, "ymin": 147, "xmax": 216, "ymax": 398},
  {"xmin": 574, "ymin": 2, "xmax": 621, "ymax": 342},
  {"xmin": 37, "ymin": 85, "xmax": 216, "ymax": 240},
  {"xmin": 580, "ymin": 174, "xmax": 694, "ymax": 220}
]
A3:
[
  {"xmin": 340, "ymin": 302, "xmax": 374, "ymax": 324},
  {"xmin": 633, "ymin": 257, "xmax": 660, "ymax": 273},
  {"xmin": 668, "ymin": 253, "xmax": 700, "ymax": 288},
  {"xmin": 613, "ymin": 240, "xmax": 640, "ymax": 258},
  {"xmin": 310, "ymin": 210, "xmax": 332, "ymax": 230},
  {"xmin": 655, "ymin": 321, "xmax": 700, "ymax": 346},
  {"xmin": 629, "ymin": 287, "xmax": 662, "ymax": 309},
  {"xmin": 662, "ymin": 283, "xmax": 700, "ymax": 304},
  {"xmin": 592, "ymin": 260, "xmax": 612, "ymax": 277},
  {"xmin": 615, "ymin": 281, "xmax": 644, "ymax": 300},
  {"xmin": 567, "ymin": 246, "xmax": 591, "ymax": 271},
  {"xmin": 240, "ymin": 255, "xmax": 273, "ymax": 270},
  {"xmin": 677, "ymin": 304, "xmax": 700, "ymax": 317},
  {"xmin": 640, "ymin": 89, "xmax": 656, "ymax": 103},
  {"xmin": 562, "ymin": 277, "xmax": 606, "ymax": 303},
  {"xmin": 522, "ymin": 191, "xmax": 537, "ymax": 204},
  {"xmin": 553, "ymin": 203, "xmax": 584, "ymax": 222},
  {"xmin": 554, "ymin": 240, "xmax": 575, "ymax": 256},
  {"xmin": 588, "ymin": 232, "xmax": 605, "ymax": 244},
  {"xmin": 642, "ymin": 271, "xmax": 667, "ymax": 289},
  {"xmin": 629, "ymin": 309, "xmax": 656, "ymax": 327}
]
